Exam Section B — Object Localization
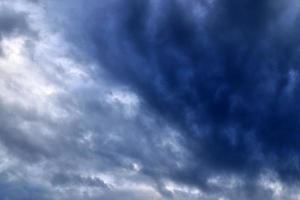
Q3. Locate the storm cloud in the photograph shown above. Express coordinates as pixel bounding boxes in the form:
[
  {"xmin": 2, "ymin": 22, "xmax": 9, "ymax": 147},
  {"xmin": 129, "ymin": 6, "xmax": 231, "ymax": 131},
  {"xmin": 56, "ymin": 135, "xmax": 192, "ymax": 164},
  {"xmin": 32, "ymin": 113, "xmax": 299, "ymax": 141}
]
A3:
[{"xmin": 1, "ymin": 0, "xmax": 300, "ymax": 199}]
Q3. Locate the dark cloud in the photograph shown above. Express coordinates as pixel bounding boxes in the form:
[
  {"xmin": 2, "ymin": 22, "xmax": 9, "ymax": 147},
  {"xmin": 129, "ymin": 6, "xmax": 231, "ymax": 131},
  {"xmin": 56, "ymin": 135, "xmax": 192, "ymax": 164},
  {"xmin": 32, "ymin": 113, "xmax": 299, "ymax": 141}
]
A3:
[
  {"xmin": 47, "ymin": 0, "xmax": 300, "ymax": 197},
  {"xmin": 0, "ymin": 6, "xmax": 33, "ymax": 55},
  {"xmin": 0, "ymin": 173, "xmax": 51, "ymax": 200},
  {"xmin": 2, "ymin": 0, "xmax": 300, "ymax": 199},
  {"xmin": 51, "ymin": 172, "xmax": 109, "ymax": 188},
  {"xmin": 0, "ymin": 102, "xmax": 54, "ymax": 162}
]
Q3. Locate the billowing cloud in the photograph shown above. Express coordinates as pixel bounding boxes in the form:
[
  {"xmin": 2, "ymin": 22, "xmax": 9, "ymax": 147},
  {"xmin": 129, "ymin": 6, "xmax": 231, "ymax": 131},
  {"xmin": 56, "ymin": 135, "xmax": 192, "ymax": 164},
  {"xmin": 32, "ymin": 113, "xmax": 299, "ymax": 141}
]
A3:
[{"xmin": 1, "ymin": 0, "xmax": 300, "ymax": 200}]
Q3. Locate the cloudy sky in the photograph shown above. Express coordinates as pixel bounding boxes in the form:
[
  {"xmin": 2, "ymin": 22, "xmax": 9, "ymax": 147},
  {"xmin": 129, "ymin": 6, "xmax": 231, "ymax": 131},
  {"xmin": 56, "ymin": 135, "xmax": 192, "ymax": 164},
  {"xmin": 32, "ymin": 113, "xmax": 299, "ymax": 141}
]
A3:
[{"xmin": 2, "ymin": 0, "xmax": 300, "ymax": 199}]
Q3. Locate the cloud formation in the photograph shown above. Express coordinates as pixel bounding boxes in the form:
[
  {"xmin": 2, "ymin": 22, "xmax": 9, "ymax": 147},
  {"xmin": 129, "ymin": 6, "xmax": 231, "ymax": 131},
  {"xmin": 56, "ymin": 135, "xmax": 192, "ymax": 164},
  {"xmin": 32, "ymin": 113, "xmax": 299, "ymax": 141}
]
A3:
[
  {"xmin": 1, "ymin": 0, "xmax": 300, "ymax": 199},
  {"xmin": 0, "ymin": 5, "xmax": 33, "ymax": 55}
]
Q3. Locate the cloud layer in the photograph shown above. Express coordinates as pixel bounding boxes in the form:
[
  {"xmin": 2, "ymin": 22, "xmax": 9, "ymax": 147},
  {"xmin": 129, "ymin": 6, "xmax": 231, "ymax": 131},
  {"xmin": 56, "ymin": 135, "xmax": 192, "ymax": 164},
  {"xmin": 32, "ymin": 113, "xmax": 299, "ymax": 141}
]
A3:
[{"xmin": 1, "ymin": 0, "xmax": 300, "ymax": 199}]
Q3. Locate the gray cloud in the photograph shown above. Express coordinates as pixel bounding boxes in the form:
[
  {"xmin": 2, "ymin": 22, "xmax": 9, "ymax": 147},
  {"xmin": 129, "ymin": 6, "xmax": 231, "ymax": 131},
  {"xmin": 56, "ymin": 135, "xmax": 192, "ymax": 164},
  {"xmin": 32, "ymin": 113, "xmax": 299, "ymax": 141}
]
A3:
[
  {"xmin": 1, "ymin": 0, "xmax": 300, "ymax": 200},
  {"xmin": 0, "ymin": 5, "xmax": 33, "ymax": 55}
]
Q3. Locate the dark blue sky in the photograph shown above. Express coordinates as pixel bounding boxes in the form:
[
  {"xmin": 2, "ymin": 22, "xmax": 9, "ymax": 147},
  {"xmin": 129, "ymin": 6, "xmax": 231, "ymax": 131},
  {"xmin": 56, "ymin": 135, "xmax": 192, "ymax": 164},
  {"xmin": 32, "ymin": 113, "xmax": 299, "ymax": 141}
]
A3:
[{"xmin": 1, "ymin": 0, "xmax": 300, "ymax": 199}]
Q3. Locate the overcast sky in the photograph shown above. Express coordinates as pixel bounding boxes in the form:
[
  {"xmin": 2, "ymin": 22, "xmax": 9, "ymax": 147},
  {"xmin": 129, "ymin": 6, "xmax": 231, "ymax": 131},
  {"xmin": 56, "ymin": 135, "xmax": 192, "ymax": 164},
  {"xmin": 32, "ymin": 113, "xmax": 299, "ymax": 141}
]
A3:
[{"xmin": 1, "ymin": 0, "xmax": 300, "ymax": 199}]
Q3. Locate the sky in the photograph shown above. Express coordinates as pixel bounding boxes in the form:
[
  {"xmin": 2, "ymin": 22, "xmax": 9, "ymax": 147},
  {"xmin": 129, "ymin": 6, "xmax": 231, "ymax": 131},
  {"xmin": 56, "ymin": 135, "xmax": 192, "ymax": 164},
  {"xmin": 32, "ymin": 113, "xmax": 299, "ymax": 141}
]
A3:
[{"xmin": 1, "ymin": 0, "xmax": 300, "ymax": 199}]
